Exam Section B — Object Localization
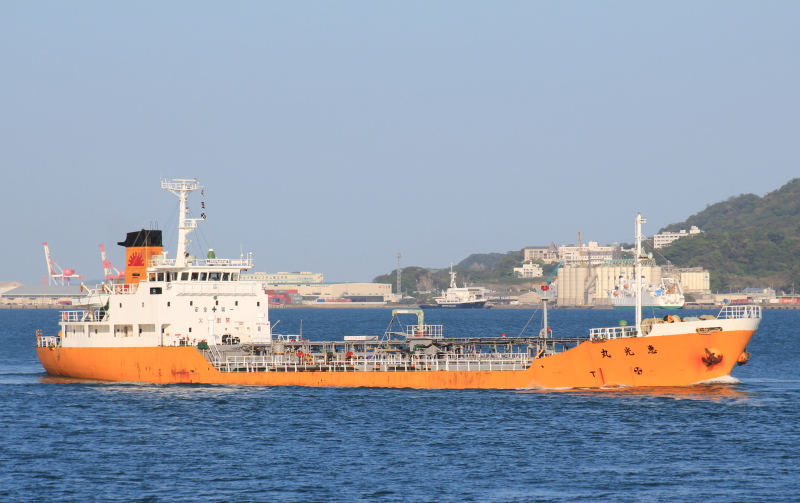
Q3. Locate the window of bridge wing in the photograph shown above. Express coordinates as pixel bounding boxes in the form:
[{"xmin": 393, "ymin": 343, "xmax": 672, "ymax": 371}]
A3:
[
  {"xmin": 209, "ymin": 272, "xmax": 221, "ymax": 281},
  {"xmin": 191, "ymin": 272, "xmax": 199, "ymax": 281}
]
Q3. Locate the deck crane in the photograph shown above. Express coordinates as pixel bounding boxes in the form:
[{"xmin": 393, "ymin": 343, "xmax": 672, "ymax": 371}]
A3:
[
  {"xmin": 42, "ymin": 242, "xmax": 83, "ymax": 286},
  {"xmin": 99, "ymin": 244, "xmax": 125, "ymax": 280}
]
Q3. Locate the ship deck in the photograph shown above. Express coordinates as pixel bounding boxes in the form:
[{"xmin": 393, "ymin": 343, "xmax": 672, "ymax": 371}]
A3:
[{"xmin": 204, "ymin": 334, "xmax": 591, "ymax": 374}]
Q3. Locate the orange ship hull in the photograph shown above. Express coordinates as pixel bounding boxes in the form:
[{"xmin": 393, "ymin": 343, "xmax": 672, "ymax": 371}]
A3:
[{"xmin": 37, "ymin": 328, "xmax": 754, "ymax": 389}]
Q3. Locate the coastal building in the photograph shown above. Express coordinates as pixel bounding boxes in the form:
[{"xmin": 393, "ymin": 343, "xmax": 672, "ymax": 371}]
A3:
[
  {"xmin": 523, "ymin": 244, "xmax": 559, "ymax": 264},
  {"xmin": 556, "ymin": 260, "xmax": 659, "ymax": 306},
  {"xmin": 513, "ymin": 261, "xmax": 544, "ymax": 278},
  {"xmin": 1, "ymin": 285, "xmax": 81, "ymax": 306},
  {"xmin": 240, "ymin": 271, "xmax": 324, "ymax": 283},
  {"xmin": 555, "ymin": 261, "xmax": 711, "ymax": 306},
  {"xmin": 653, "ymin": 226, "xmax": 703, "ymax": 249},
  {"xmin": 238, "ymin": 277, "xmax": 397, "ymax": 303},
  {"xmin": 0, "ymin": 281, "xmax": 23, "ymax": 296},
  {"xmin": 675, "ymin": 267, "xmax": 711, "ymax": 295},
  {"xmin": 558, "ymin": 242, "xmax": 621, "ymax": 266}
]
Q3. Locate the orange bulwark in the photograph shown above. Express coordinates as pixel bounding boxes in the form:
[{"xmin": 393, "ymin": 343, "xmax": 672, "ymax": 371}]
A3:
[{"xmin": 37, "ymin": 328, "xmax": 754, "ymax": 389}]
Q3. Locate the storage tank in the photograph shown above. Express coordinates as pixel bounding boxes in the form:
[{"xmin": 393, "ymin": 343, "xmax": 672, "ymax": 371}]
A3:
[
  {"xmin": 557, "ymin": 266, "xmax": 570, "ymax": 306},
  {"xmin": 575, "ymin": 267, "xmax": 588, "ymax": 305}
]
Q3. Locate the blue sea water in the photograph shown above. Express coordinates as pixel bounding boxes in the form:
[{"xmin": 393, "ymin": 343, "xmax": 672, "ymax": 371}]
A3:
[{"xmin": 1, "ymin": 307, "xmax": 799, "ymax": 502}]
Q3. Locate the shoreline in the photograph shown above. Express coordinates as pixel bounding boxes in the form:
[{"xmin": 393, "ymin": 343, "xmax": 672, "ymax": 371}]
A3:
[{"xmin": 5, "ymin": 303, "xmax": 798, "ymax": 310}]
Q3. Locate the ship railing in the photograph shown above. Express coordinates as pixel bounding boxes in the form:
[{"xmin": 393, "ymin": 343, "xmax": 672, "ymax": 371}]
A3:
[
  {"xmin": 77, "ymin": 282, "xmax": 131, "ymax": 296},
  {"xmin": 405, "ymin": 325, "xmax": 444, "ymax": 338},
  {"xmin": 718, "ymin": 305, "xmax": 762, "ymax": 319},
  {"xmin": 60, "ymin": 310, "xmax": 92, "ymax": 322},
  {"xmin": 588, "ymin": 326, "xmax": 638, "ymax": 340},
  {"xmin": 36, "ymin": 335, "xmax": 59, "ymax": 348},
  {"xmin": 206, "ymin": 351, "xmax": 533, "ymax": 373},
  {"xmin": 148, "ymin": 258, "xmax": 254, "ymax": 268}
]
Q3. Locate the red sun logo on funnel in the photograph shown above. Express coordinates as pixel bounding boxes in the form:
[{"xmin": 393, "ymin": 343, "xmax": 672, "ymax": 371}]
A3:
[{"xmin": 128, "ymin": 252, "xmax": 145, "ymax": 267}]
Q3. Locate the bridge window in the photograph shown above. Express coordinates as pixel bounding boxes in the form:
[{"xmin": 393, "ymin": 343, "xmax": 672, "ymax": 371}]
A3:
[
  {"xmin": 157, "ymin": 273, "xmax": 165, "ymax": 281},
  {"xmin": 181, "ymin": 272, "xmax": 189, "ymax": 281},
  {"xmin": 222, "ymin": 273, "xmax": 230, "ymax": 281},
  {"xmin": 209, "ymin": 272, "xmax": 221, "ymax": 281},
  {"xmin": 200, "ymin": 272, "xmax": 208, "ymax": 281},
  {"xmin": 191, "ymin": 272, "xmax": 199, "ymax": 281}
]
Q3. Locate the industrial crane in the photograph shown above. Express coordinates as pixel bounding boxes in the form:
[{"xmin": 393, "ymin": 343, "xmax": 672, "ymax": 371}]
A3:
[
  {"xmin": 42, "ymin": 242, "xmax": 83, "ymax": 285},
  {"xmin": 99, "ymin": 244, "xmax": 125, "ymax": 280}
]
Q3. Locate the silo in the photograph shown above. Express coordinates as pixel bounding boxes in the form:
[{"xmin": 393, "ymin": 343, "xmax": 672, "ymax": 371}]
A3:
[
  {"xmin": 650, "ymin": 265, "xmax": 662, "ymax": 284},
  {"xmin": 556, "ymin": 266, "xmax": 569, "ymax": 306},
  {"xmin": 575, "ymin": 267, "xmax": 588, "ymax": 306},
  {"xmin": 562, "ymin": 266, "xmax": 574, "ymax": 306}
]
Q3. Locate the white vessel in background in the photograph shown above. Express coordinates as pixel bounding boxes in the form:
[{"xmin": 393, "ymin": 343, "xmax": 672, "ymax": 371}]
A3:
[
  {"xmin": 422, "ymin": 266, "xmax": 489, "ymax": 309},
  {"xmin": 610, "ymin": 276, "xmax": 685, "ymax": 309}
]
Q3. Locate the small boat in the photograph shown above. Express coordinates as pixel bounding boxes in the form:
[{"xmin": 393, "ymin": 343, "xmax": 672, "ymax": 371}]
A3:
[
  {"xmin": 419, "ymin": 265, "xmax": 489, "ymax": 309},
  {"xmin": 610, "ymin": 276, "xmax": 685, "ymax": 309},
  {"xmin": 35, "ymin": 183, "xmax": 760, "ymax": 388}
]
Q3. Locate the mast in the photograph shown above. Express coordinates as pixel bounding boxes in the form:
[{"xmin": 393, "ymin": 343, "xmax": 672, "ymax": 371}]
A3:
[
  {"xmin": 540, "ymin": 297, "xmax": 549, "ymax": 337},
  {"xmin": 162, "ymin": 179, "xmax": 203, "ymax": 267},
  {"xmin": 634, "ymin": 213, "xmax": 646, "ymax": 333},
  {"xmin": 396, "ymin": 252, "xmax": 402, "ymax": 297}
]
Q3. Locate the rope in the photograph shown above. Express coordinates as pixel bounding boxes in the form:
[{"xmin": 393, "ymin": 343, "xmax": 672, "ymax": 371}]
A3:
[{"xmin": 517, "ymin": 304, "xmax": 542, "ymax": 337}]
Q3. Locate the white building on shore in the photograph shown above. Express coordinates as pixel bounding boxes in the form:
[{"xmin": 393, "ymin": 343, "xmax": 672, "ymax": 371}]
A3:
[
  {"xmin": 653, "ymin": 226, "xmax": 703, "ymax": 249},
  {"xmin": 513, "ymin": 261, "xmax": 544, "ymax": 278}
]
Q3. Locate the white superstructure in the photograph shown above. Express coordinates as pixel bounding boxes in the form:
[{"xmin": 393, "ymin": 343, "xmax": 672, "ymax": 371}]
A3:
[
  {"xmin": 429, "ymin": 266, "xmax": 489, "ymax": 308},
  {"xmin": 609, "ymin": 276, "xmax": 685, "ymax": 309},
  {"xmin": 58, "ymin": 179, "xmax": 272, "ymax": 349}
]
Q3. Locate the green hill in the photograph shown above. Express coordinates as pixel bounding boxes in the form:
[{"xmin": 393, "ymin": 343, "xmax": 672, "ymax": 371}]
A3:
[
  {"xmin": 374, "ymin": 179, "xmax": 800, "ymax": 295},
  {"xmin": 372, "ymin": 250, "xmax": 542, "ymax": 295},
  {"xmin": 656, "ymin": 178, "xmax": 800, "ymax": 292}
]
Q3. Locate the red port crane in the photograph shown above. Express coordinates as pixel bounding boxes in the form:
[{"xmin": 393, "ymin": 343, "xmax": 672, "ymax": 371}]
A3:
[
  {"xmin": 42, "ymin": 242, "xmax": 83, "ymax": 286},
  {"xmin": 99, "ymin": 244, "xmax": 125, "ymax": 280}
]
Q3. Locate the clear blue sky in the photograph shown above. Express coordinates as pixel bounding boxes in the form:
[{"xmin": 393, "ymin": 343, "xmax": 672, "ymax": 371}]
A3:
[{"xmin": 2, "ymin": 1, "xmax": 798, "ymax": 284}]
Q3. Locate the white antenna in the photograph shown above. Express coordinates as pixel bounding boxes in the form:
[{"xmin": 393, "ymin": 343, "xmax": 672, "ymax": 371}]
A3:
[
  {"xmin": 161, "ymin": 179, "xmax": 203, "ymax": 267},
  {"xmin": 634, "ymin": 213, "xmax": 646, "ymax": 333},
  {"xmin": 396, "ymin": 252, "xmax": 402, "ymax": 296}
]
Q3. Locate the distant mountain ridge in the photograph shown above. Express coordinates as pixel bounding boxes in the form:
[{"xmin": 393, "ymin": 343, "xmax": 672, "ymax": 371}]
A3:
[
  {"xmin": 661, "ymin": 178, "xmax": 800, "ymax": 234},
  {"xmin": 375, "ymin": 179, "xmax": 800, "ymax": 295},
  {"xmin": 657, "ymin": 178, "xmax": 800, "ymax": 292}
]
